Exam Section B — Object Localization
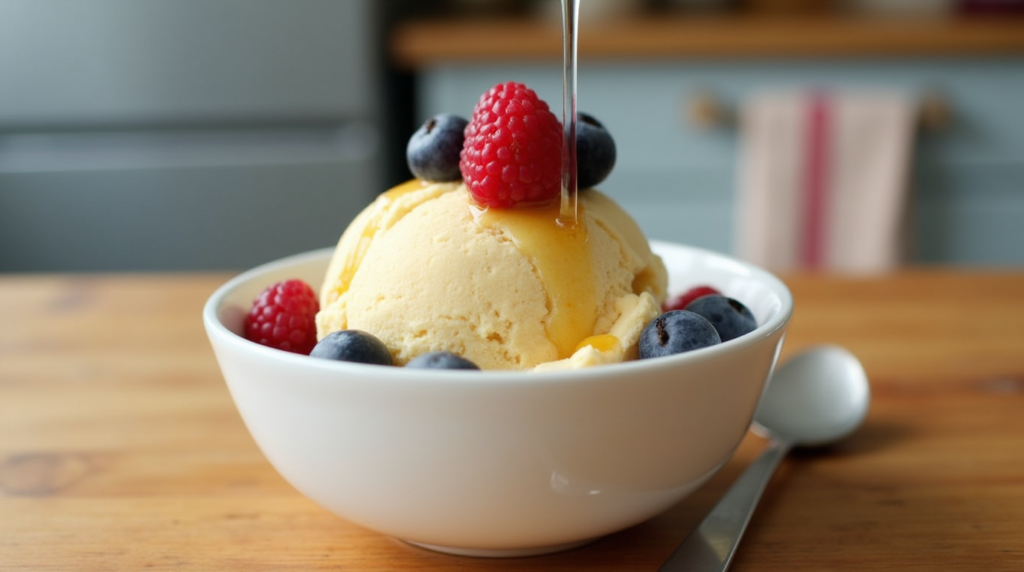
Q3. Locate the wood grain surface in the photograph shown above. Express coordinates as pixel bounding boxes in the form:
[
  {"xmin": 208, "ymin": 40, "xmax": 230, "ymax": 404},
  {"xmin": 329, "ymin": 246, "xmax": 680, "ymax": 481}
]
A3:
[
  {"xmin": 390, "ymin": 16, "xmax": 1024, "ymax": 68},
  {"xmin": 2, "ymin": 269, "xmax": 1023, "ymax": 570}
]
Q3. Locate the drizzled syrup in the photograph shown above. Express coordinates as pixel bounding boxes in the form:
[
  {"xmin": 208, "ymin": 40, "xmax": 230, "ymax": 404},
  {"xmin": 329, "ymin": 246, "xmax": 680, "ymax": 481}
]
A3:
[{"xmin": 476, "ymin": 200, "xmax": 594, "ymax": 360}]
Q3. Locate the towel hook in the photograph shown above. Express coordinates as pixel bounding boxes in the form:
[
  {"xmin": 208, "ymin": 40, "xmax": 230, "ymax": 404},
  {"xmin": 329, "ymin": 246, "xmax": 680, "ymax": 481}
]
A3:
[
  {"xmin": 686, "ymin": 89, "xmax": 733, "ymax": 130},
  {"xmin": 918, "ymin": 92, "xmax": 951, "ymax": 132},
  {"xmin": 684, "ymin": 89, "xmax": 951, "ymax": 132}
]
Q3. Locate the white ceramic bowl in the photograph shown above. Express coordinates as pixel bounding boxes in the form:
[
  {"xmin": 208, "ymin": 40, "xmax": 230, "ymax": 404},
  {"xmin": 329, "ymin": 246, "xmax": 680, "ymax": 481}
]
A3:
[{"xmin": 203, "ymin": 240, "xmax": 793, "ymax": 557}]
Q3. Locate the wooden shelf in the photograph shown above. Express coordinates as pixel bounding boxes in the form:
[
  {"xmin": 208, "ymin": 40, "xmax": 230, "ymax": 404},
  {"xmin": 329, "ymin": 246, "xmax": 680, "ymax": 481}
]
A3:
[{"xmin": 391, "ymin": 15, "xmax": 1024, "ymax": 68}]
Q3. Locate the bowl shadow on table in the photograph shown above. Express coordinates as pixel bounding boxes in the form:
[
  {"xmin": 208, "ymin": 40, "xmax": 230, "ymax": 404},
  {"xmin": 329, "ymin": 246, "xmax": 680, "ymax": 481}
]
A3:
[{"xmin": 796, "ymin": 418, "xmax": 912, "ymax": 457}]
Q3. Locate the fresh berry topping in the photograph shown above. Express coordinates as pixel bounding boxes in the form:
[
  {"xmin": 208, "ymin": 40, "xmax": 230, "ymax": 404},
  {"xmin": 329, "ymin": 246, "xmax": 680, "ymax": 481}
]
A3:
[
  {"xmin": 406, "ymin": 351, "xmax": 481, "ymax": 370},
  {"xmin": 639, "ymin": 310, "xmax": 721, "ymax": 359},
  {"xmin": 685, "ymin": 295, "xmax": 758, "ymax": 342},
  {"xmin": 407, "ymin": 113, "xmax": 468, "ymax": 182},
  {"xmin": 662, "ymin": 285, "xmax": 721, "ymax": 313},
  {"xmin": 243, "ymin": 279, "xmax": 319, "ymax": 355},
  {"xmin": 576, "ymin": 112, "xmax": 616, "ymax": 189},
  {"xmin": 459, "ymin": 81, "xmax": 563, "ymax": 208},
  {"xmin": 310, "ymin": 330, "xmax": 394, "ymax": 366}
]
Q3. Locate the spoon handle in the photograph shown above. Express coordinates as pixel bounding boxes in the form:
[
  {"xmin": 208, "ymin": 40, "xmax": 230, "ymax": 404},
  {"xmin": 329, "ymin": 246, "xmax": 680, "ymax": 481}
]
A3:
[{"xmin": 658, "ymin": 439, "xmax": 793, "ymax": 572}]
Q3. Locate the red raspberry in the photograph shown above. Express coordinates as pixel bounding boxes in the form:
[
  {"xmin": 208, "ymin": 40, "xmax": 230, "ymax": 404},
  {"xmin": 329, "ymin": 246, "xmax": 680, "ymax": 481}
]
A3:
[
  {"xmin": 662, "ymin": 285, "xmax": 721, "ymax": 313},
  {"xmin": 459, "ymin": 81, "xmax": 563, "ymax": 208},
  {"xmin": 244, "ymin": 279, "xmax": 320, "ymax": 355}
]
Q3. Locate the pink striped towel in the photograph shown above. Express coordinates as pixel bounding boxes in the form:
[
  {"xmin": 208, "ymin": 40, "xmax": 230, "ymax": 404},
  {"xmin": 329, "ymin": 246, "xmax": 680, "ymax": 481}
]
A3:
[{"xmin": 735, "ymin": 90, "xmax": 917, "ymax": 273}]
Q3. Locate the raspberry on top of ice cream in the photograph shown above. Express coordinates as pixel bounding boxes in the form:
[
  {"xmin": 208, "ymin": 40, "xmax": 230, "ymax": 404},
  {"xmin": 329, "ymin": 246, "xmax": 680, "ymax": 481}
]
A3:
[{"xmin": 459, "ymin": 81, "xmax": 564, "ymax": 209}]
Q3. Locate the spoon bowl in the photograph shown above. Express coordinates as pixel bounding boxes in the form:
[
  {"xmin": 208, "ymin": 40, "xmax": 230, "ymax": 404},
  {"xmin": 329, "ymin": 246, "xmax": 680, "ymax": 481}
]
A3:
[{"xmin": 753, "ymin": 344, "xmax": 870, "ymax": 447}]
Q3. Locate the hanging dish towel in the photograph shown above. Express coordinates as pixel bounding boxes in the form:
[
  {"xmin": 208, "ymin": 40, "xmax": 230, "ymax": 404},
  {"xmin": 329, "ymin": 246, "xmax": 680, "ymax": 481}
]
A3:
[{"xmin": 735, "ymin": 90, "xmax": 917, "ymax": 273}]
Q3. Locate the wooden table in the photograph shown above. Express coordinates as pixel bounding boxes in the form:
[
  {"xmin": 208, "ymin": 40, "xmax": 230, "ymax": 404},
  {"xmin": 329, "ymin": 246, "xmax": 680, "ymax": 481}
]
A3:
[{"xmin": 2, "ymin": 269, "xmax": 1023, "ymax": 570}]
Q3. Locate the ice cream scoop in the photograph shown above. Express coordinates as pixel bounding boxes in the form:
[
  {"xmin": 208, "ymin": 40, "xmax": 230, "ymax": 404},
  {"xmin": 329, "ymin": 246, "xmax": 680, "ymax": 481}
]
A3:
[{"xmin": 316, "ymin": 180, "xmax": 667, "ymax": 370}]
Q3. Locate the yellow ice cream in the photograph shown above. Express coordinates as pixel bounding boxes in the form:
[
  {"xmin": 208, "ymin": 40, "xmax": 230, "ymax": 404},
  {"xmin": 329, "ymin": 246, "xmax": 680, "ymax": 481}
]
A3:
[{"xmin": 316, "ymin": 180, "xmax": 667, "ymax": 371}]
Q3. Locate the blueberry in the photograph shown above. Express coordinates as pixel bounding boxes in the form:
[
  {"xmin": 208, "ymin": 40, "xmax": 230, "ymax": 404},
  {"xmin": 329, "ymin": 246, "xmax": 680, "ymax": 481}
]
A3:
[
  {"xmin": 406, "ymin": 113, "xmax": 468, "ymax": 182},
  {"xmin": 685, "ymin": 295, "xmax": 758, "ymax": 342},
  {"xmin": 310, "ymin": 330, "xmax": 393, "ymax": 366},
  {"xmin": 406, "ymin": 351, "xmax": 480, "ymax": 370},
  {"xmin": 576, "ymin": 112, "xmax": 616, "ymax": 189},
  {"xmin": 639, "ymin": 310, "xmax": 721, "ymax": 359}
]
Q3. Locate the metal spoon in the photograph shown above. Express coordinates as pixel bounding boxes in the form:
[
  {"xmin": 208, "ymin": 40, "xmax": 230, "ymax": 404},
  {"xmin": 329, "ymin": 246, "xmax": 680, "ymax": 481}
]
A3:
[{"xmin": 658, "ymin": 345, "xmax": 870, "ymax": 572}]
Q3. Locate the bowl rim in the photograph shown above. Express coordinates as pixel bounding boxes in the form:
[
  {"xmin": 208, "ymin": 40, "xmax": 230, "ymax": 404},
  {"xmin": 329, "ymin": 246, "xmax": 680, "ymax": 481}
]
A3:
[{"xmin": 202, "ymin": 240, "xmax": 793, "ymax": 386}]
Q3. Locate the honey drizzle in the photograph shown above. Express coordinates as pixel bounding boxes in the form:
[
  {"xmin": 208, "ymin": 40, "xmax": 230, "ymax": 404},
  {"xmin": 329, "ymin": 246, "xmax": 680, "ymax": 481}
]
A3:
[
  {"xmin": 575, "ymin": 333, "xmax": 619, "ymax": 354},
  {"xmin": 477, "ymin": 200, "xmax": 595, "ymax": 359}
]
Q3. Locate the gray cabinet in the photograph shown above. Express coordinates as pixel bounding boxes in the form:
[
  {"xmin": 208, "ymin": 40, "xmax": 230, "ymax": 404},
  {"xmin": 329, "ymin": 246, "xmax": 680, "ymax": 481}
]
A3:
[
  {"xmin": 417, "ymin": 58, "xmax": 1024, "ymax": 266},
  {"xmin": 0, "ymin": 0, "xmax": 383, "ymax": 271}
]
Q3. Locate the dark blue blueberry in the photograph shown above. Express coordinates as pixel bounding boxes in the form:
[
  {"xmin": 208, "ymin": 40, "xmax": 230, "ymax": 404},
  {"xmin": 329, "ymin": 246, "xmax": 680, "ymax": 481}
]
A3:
[
  {"xmin": 405, "ymin": 351, "xmax": 480, "ymax": 370},
  {"xmin": 685, "ymin": 295, "xmax": 758, "ymax": 343},
  {"xmin": 576, "ymin": 112, "xmax": 616, "ymax": 190},
  {"xmin": 406, "ymin": 113, "xmax": 468, "ymax": 182},
  {"xmin": 310, "ymin": 330, "xmax": 393, "ymax": 366},
  {"xmin": 639, "ymin": 310, "xmax": 721, "ymax": 359}
]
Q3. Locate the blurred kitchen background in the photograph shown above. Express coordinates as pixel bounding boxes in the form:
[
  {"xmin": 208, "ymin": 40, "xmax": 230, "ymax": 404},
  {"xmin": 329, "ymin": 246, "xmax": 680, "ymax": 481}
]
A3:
[{"xmin": 1, "ymin": 0, "xmax": 1022, "ymax": 272}]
